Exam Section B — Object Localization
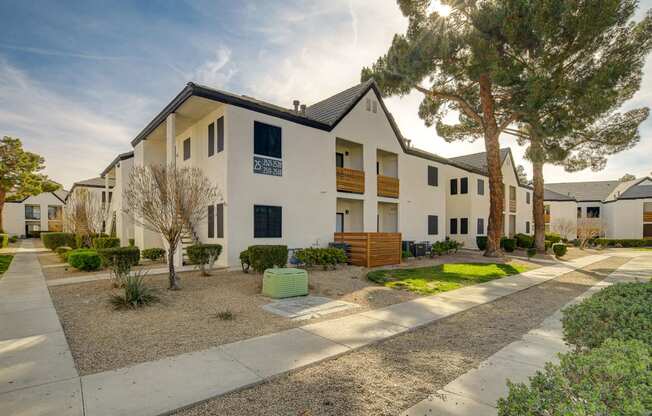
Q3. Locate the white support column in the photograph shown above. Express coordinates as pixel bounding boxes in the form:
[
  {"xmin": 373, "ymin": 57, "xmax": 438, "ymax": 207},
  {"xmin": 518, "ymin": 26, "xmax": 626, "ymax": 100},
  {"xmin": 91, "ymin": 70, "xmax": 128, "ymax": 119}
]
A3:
[
  {"xmin": 104, "ymin": 174, "xmax": 110, "ymax": 231},
  {"xmin": 166, "ymin": 113, "xmax": 176, "ymax": 167}
]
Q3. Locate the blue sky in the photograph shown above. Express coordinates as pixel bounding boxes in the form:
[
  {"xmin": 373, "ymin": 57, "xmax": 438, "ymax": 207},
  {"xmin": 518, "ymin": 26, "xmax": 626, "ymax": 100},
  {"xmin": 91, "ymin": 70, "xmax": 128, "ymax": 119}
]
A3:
[{"xmin": 1, "ymin": 0, "xmax": 651, "ymax": 189}]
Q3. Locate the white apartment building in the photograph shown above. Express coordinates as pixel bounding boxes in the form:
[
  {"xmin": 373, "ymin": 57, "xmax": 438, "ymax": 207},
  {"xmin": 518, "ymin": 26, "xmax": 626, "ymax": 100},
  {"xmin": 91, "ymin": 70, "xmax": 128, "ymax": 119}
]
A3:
[
  {"xmin": 544, "ymin": 178, "xmax": 652, "ymax": 240},
  {"xmin": 66, "ymin": 176, "xmax": 115, "ymax": 234},
  {"xmin": 97, "ymin": 79, "xmax": 533, "ymax": 268},
  {"xmin": 2, "ymin": 190, "xmax": 68, "ymax": 237},
  {"xmin": 100, "ymin": 151, "xmax": 134, "ymax": 243}
]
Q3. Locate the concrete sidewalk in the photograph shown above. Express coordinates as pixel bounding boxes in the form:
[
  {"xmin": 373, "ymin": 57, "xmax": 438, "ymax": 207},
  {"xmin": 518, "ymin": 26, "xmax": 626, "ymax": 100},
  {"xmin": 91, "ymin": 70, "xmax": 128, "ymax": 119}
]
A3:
[
  {"xmin": 80, "ymin": 254, "xmax": 612, "ymax": 416},
  {"xmin": 401, "ymin": 254, "xmax": 651, "ymax": 416},
  {"xmin": 0, "ymin": 240, "xmax": 82, "ymax": 416}
]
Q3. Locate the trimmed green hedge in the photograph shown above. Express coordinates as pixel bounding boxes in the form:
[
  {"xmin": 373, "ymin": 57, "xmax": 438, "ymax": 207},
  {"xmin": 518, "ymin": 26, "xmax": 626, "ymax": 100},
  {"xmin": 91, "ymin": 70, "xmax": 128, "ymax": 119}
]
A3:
[
  {"xmin": 68, "ymin": 249, "xmax": 102, "ymax": 271},
  {"xmin": 92, "ymin": 237, "xmax": 120, "ymax": 249},
  {"xmin": 294, "ymin": 247, "xmax": 347, "ymax": 269},
  {"xmin": 247, "ymin": 245, "xmax": 288, "ymax": 273},
  {"xmin": 501, "ymin": 237, "xmax": 516, "ymax": 252},
  {"xmin": 562, "ymin": 281, "xmax": 652, "ymax": 350},
  {"xmin": 594, "ymin": 238, "xmax": 652, "ymax": 248},
  {"xmin": 0, "ymin": 233, "xmax": 8, "ymax": 248},
  {"xmin": 497, "ymin": 339, "xmax": 651, "ymax": 416},
  {"xmin": 55, "ymin": 246, "xmax": 72, "ymax": 261},
  {"xmin": 186, "ymin": 244, "xmax": 222, "ymax": 265},
  {"xmin": 476, "ymin": 236, "xmax": 488, "ymax": 250},
  {"xmin": 41, "ymin": 232, "xmax": 76, "ymax": 250},
  {"xmin": 545, "ymin": 233, "xmax": 562, "ymax": 243},
  {"xmin": 142, "ymin": 248, "xmax": 166, "ymax": 261},
  {"xmin": 514, "ymin": 233, "xmax": 534, "ymax": 249},
  {"xmin": 552, "ymin": 243, "xmax": 567, "ymax": 257},
  {"xmin": 97, "ymin": 247, "xmax": 140, "ymax": 268}
]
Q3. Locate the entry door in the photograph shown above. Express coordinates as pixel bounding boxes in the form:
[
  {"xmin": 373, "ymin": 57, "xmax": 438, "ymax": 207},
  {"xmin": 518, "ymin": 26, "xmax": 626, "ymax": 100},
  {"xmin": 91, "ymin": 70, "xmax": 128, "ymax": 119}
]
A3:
[
  {"xmin": 336, "ymin": 213, "xmax": 344, "ymax": 232},
  {"xmin": 336, "ymin": 153, "xmax": 344, "ymax": 168}
]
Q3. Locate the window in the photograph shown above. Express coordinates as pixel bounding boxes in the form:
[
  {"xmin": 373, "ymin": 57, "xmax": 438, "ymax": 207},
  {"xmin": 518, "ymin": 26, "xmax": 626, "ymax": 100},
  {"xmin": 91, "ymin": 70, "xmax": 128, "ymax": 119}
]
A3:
[
  {"xmin": 428, "ymin": 215, "xmax": 438, "ymax": 235},
  {"xmin": 48, "ymin": 206, "xmax": 61, "ymax": 220},
  {"xmin": 372, "ymin": 101, "xmax": 378, "ymax": 113},
  {"xmin": 207, "ymin": 205, "xmax": 215, "ymax": 238},
  {"xmin": 25, "ymin": 205, "xmax": 40, "ymax": 220},
  {"xmin": 216, "ymin": 203, "xmax": 224, "ymax": 238},
  {"xmin": 477, "ymin": 218, "xmax": 485, "ymax": 235},
  {"xmin": 526, "ymin": 192, "xmax": 531, "ymax": 204},
  {"xmin": 526, "ymin": 221, "xmax": 530, "ymax": 234},
  {"xmin": 577, "ymin": 207, "xmax": 582, "ymax": 218},
  {"xmin": 587, "ymin": 206, "xmax": 600, "ymax": 218},
  {"xmin": 254, "ymin": 205, "xmax": 282, "ymax": 238},
  {"xmin": 217, "ymin": 117, "xmax": 224, "ymax": 153},
  {"xmin": 208, "ymin": 123, "xmax": 215, "ymax": 157},
  {"xmin": 460, "ymin": 218, "xmax": 468, "ymax": 234},
  {"xmin": 509, "ymin": 186, "xmax": 516, "ymax": 201},
  {"xmin": 477, "ymin": 179, "xmax": 484, "ymax": 195},
  {"xmin": 460, "ymin": 177, "xmax": 468, "ymax": 194},
  {"xmin": 183, "ymin": 137, "xmax": 191, "ymax": 160},
  {"xmin": 254, "ymin": 122, "xmax": 281, "ymax": 158},
  {"xmin": 450, "ymin": 178, "xmax": 458, "ymax": 195},
  {"xmin": 336, "ymin": 152, "xmax": 344, "ymax": 168},
  {"xmin": 427, "ymin": 166, "xmax": 438, "ymax": 187},
  {"xmin": 450, "ymin": 218, "xmax": 458, "ymax": 234}
]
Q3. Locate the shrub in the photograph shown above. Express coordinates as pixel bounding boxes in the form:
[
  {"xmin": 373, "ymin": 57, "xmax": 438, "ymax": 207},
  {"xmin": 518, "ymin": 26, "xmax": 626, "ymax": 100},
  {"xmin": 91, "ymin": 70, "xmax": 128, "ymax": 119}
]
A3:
[
  {"xmin": 594, "ymin": 238, "xmax": 652, "ymax": 248},
  {"xmin": 0, "ymin": 233, "xmax": 8, "ymax": 248},
  {"xmin": 240, "ymin": 249, "xmax": 251, "ymax": 273},
  {"xmin": 514, "ymin": 233, "xmax": 534, "ymax": 249},
  {"xmin": 128, "ymin": 238, "xmax": 135, "ymax": 247},
  {"xmin": 501, "ymin": 238, "xmax": 516, "ymax": 252},
  {"xmin": 142, "ymin": 248, "xmax": 166, "ymax": 261},
  {"xmin": 402, "ymin": 250, "xmax": 412, "ymax": 259},
  {"xmin": 294, "ymin": 247, "xmax": 347, "ymax": 269},
  {"xmin": 475, "ymin": 236, "xmax": 488, "ymax": 250},
  {"xmin": 55, "ymin": 246, "xmax": 72, "ymax": 261},
  {"xmin": 526, "ymin": 247, "xmax": 536, "ymax": 259},
  {"xmin": 68, "ymin": 249, "xmax": 102, "ymax": 271},
  {"xmin": 187, "ymin": 244, "xmax": 223, "ymax": 275},
  {"xmin": 544, "ymin": 240, "xmax": 552, "ymax": 252},
  {"xmin": 9, "ymin": 235, "xmax": 18, "ymax": 243},
  {"xmin": 92, "ymin": 237, "xmax": 120, "ymax": 249},
  {"xmin": 97, "ymin": 247, "xmax": 140, "ymax": 269},
  {"xmin": 215, "ymin": 310, "xmax": 234, "ymax": 320},
  {"xmin": 248, "ymin": 245, "xmax": 288, "ymax": 273},
  {"xmin": 41, "ymin": 232, "xmax": 76, "ymax": 250},
  {"xmin": 552, "ymin": 243, "xmax": 567, "ymax": 257},
  {"xmin": 562, "ymin": 281, "xmax": 652, "ymax": 350},
  {"xmin": 497, "ymin": 339, "xmax": 651, "ymax": 416},
  {"xmin": 432, "ymin": 239, "xmax": 463, "ymax": 256},
  {"xmin": 109, "ymin": 271, "xmax": 159, "ymax": 310},
  {"xmin": 545, "ymin": 233, "xmax": 562, "ymax": 243}
]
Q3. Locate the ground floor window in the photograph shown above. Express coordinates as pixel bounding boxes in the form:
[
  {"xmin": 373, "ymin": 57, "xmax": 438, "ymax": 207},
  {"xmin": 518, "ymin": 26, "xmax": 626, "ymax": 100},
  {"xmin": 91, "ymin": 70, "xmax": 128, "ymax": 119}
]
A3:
[
  {"xmin": 460, "ymin": 218, "xmax": 468, "ymax": 235},
  {"xmin": 450, "ymin": 218, "xmax": 458, "ymax": 235},
  {"xmin": 477, "ymin": 218, "xmax": 485, "ymax": 235},
  {"xmin": 428, "ymin": 215, "xmax": 438, "ymax": 235},
  {"xmin": 254, "ymin": 205, "xmax": 282, "ymax": 238}
]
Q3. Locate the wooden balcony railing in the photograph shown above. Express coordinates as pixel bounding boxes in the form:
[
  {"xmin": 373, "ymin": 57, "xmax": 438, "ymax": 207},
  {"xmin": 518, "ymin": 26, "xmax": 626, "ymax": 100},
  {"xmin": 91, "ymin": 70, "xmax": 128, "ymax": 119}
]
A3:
[
  {"xmin": 509, "ymin": 199, "xmax": 517, "ymax": 213},
  {"xmin": 336, "ymin": 167, "xmax": 365, "ymax": 194},
  {"xmin": 544, "ymin": 214, "xmax": 551, "ymax": 224},
  {"xmin": 377, "ymin": 175, "xmax": 399, "ymax": 198},
  {"xmin": 644, "ymin": 212, "xmax": 652, "ymax": 222}
]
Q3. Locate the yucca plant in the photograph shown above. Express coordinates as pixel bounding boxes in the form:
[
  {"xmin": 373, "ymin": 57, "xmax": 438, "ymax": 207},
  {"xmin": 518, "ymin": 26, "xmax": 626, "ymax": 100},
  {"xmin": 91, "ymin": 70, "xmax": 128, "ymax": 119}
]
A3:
[{"xmin": 109, "ymin": 270, "xmax": 159, "ymax": 310}]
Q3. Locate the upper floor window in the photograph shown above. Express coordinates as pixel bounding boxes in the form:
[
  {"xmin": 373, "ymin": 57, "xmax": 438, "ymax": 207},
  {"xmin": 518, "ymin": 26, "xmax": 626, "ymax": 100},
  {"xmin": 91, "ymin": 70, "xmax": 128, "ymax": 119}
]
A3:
[
  {"xmin": 477, "ymin": 179, "xmax": 485, "ymax": 195},
  {"xmin": 25, "ymin": 205, "xmax": 40, "ymax": 220},
  {"xmin": 217, "ymin": 117, "xmax": 224, "ymax": 153},
  {"xmin": 450, "ymin": 178, "xmax": 458, "ymax": 195},
  {"xmin": 254, "ymin": 121, "xmax": 282, "ymax": 159},
  {"xmin": 587, "ymin": 206, "xmax": 600, "ymax": 218},
  {"xmin": 526, "ymin": 192, "xmax": 531, "ymax": 204},
  {"xmin": 48, "ymin": 206, "xmax": 62, "ymax": 220},
  {"xmin": 577, "ymin": 207, "xmax": 582, "ymax": 218},
  {"xmin": 427, "ymin": 166, "xmax": 438, "ymax": 187},
  {"xmin": 208, "ymin": 123, "xmax": 215, "ymax": 157},
  {"xmin": 336, "ymin": 152, "xmax": 344, "ymax": 168},
  {"xmin": 460, "ymin": 177, "xmax": 468, "ymax": 194},
  {"xmin": 183, "ymin": 137, "xmax": 191, "ymax": 160}
]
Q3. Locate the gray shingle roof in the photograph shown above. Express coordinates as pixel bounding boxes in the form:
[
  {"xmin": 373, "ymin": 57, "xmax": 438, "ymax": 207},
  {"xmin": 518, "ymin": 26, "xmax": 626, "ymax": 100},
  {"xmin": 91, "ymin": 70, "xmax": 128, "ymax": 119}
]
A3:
[
  {"xmin": 52, "ymin": 189, "xmax": 69, "ymax": 202},
  {"xmin": 544, "ymin": 188, "xmax": 576, "ymax": 201},
  {"xmin": 618, "ymin": 178, "xmax": 652, "ymax": 199},
  {"xmin": 305, "ymin": 79, "xmax": 374, "ymax": 125},
  {"xmin": 448, "ymin": 148, "xmax": 511, "ymax": 174},
  {"xmin": 73, "ymin": 177, "xmax": 114, "ymax": 188},
  {"xmin": 545, "ymin": 181, "xmax": 621, "ymax": 202}
]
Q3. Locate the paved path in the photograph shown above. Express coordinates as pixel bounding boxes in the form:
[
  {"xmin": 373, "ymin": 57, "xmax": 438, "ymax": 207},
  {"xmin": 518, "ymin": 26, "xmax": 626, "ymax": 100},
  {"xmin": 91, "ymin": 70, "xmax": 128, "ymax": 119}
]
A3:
[
  {"xmin": 0, "ymin": 240, "xmax": 82, "ymax": 416},
  {"xmin": 401, "ymin": 253, "xmax": 652, "ymax": 416}
]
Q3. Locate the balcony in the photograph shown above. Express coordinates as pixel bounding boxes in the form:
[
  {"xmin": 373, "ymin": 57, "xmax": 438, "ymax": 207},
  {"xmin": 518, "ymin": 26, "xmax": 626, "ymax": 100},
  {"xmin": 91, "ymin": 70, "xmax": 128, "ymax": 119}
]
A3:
[
  {"xmin": 544, "ymin": 213, "xmax": 551, "ymax": 224},
  {"xmin": 644, "ymin": 211, "xmax": 652, "ymax": 222},
  {"xmin": 336, "ymin": 167, "xmax": 365, "ymax": 194},
  {"xmin": 377, "ymin": 175, "xmax": 399, "ymax": 198}
]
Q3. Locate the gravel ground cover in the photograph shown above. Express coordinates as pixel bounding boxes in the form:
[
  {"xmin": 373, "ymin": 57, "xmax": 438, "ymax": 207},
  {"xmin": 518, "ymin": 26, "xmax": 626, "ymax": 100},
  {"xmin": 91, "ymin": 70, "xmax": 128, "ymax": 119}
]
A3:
[
  {"xmin": 172, "ymin": 256, "xmax": 627, "ymax": 416},
  {"xmin": 49, "ymin": 252, "xmax": 537, "ymax": 375},
  {"xmin": 38, "ymin": 251, "xmax": 165, "ymax": 280}
]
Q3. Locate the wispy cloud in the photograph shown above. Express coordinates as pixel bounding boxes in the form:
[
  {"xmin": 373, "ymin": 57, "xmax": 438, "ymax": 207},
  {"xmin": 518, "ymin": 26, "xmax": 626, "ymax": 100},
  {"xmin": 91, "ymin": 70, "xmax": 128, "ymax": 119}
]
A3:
[{"xmin": 192, "ymin": 45, "xmax": 237, "ymax": 87}]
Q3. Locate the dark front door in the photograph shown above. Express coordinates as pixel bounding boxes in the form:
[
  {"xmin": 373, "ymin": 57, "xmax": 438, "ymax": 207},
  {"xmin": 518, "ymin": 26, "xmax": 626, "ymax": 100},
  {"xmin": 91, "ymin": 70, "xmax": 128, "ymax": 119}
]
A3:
[
  {"xmin": 336, "ymin": 153, "xmax": 344, "ymax": 168},
  {"xmin": 336, "ymin": 213, "xmax": 344, "ymax": 232}
]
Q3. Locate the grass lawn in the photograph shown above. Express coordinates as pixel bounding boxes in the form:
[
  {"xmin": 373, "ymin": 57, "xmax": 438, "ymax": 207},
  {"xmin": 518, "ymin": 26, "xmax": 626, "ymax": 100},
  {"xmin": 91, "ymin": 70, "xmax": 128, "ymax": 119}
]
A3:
[
  {"xmin": 367, "ymin": 262, "xmax": 531, "ymax": 295},
  {"xmin": 0, "ymin": 255, "xmax": 13, "ymax": 276},
  {"xmin": 634, "ymin": 247, "xmax": 652, "ymax": 251}
]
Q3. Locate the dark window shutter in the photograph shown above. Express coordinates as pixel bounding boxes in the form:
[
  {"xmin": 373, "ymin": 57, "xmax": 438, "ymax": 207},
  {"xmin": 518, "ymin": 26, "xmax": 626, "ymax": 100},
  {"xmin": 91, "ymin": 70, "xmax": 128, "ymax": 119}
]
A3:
[
  {"xmin": 183, "ymin": 138, "xmax": 191, "ymax": 160},
  {"xmin": 526, "ymin": 221, "xmax": 530, "ymax": 234},
  {"xmin": 460, "ymin": 218, "xmax": 468, "ymax": 234},
  {"xmin": 207, "ymin": 205, "xmax": 215, "ymax": 238},
  {"xmin": 208, "ymin": 123, "xmax": 215, "ymax": 157},
  {"xmin": 428, "ymin": 166, "xmax": 438, "ymax": 186},
  {"xmin": 460, "ymin": 177, "xmax": 468, "ymax": 194},
  {"xmin": 477, "ymin": 218, "xmax": 484, "ymax": 235},
  {"xmin": 216, "ymin": 203, "xmax": 224, "ymax": 238},
  {"xmin": 526, "ymin": 192, "xmax": 530, "ymax": 204},
  {"xmin": 428, "ymin": 215, "xmax": 438, "ymax": 235},
  {"xmin": 217, "ymin": 117, "xmax": 224, "ymax": 153},
  {"xmin": 450, "ymin": 179, "xmax": 458, "ymax": 195},
  {"xmin": 254, "ymin": 122, "xmax": 282, "ymax": 158},
  {"xmin": 450, "ymin": 218, "xmax": 458, "ymax": 234}
]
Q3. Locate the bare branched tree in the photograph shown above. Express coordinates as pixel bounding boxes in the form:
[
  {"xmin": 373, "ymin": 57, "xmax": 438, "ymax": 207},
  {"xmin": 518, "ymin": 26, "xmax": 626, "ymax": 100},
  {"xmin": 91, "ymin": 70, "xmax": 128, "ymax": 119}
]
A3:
[
  {"xmin": 64, "ymin": 187, "xmax": 105, "ymax": 247},
  {"xmin": 576, "ymin": 218, "xmax": 603, "ymax": 249},
  {"xmin": 123, "ymin": 165, "xmax": 219, "ymax": 290},
  {"xmin": 552, "ymin": 218, "xmax": 576, "ymax": 241}
]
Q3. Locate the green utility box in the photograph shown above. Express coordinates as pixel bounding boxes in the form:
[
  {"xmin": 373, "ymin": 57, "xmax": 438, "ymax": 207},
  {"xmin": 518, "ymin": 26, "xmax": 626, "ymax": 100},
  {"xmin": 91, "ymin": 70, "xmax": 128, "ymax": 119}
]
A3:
[{"xmin": 262, "ymin": 268, "xmax": 308, "ymax": 299}]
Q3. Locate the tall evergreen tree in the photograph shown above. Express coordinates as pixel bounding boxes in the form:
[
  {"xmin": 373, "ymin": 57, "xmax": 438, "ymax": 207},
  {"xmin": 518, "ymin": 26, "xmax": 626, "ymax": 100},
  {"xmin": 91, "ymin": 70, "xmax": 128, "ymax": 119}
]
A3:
[
  {"xmin": 362, "ymin": 0, "xmax": 523, "ymax": 256},
  {"xmin": 495, "ymin": 0, "xmax": 652, "ymax": 251}
]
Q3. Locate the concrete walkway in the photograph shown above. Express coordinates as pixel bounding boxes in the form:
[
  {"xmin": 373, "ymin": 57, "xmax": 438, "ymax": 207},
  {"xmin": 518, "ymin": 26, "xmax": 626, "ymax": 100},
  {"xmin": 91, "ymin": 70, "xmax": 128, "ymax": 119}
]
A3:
[
  {"xmin": 79, "ymin": 254, "xmax": 613, "ymax": 416},
  {"xmin": 401, "ymin": 254, "xmax": 651, "ymax": 416},
  {"xmin": 0, "ymin": 240, "xmax": 82, "ymax": 416}
]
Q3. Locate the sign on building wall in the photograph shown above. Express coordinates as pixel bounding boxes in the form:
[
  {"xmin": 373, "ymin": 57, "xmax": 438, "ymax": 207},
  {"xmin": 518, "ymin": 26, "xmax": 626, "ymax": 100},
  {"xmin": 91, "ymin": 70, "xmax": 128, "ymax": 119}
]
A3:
[{"xmin": 253, "ymin": 156, "xmax": 282, "ymax": 176}]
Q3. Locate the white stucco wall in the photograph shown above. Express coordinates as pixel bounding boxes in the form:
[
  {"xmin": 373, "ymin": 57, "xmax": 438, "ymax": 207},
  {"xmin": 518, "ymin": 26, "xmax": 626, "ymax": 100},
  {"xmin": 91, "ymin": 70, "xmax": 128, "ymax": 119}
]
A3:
[
  {"xmin": 603, "ymin": 198, "xmax": 652, "ymax": 239},
  {"xmin": 546, "ymin": 200, "xmax": 578, "ymax": 239}
]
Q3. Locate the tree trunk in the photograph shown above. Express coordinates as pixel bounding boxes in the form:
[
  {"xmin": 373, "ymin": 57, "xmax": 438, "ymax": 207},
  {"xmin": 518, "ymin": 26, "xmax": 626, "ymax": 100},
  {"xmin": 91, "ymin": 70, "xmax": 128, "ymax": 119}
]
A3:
[
  {"xmin": 531, "ymin": 137, "xmax": 546, "ymax": 253},
  {"xmin": 167, "ymin": 241, "xmax": 181, "ymax": 290},
  {"xmin": 479, "ymin": 74, "xmax": 504, "ymax": 257},
  {"xmin": 0, "ymin": 189, "xmax": 5, "ymax": 232}
]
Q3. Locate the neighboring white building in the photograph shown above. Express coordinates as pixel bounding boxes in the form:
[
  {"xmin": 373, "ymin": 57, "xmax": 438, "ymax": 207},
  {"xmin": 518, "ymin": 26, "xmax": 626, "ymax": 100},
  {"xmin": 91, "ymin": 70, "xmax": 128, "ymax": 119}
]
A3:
[
  {"xmin": 100, "ymin": 151, "xmax": 134, "ymax": 244},
  {"xmin": 3, "ymin": 190, "xmax": 68, "ymax": 237},
  {"xmin": 65, "ymin": 176, "xmax": 115, "ymax": 235},
  {"xmin": 544, "ymin": 178, "xmax": 652, "ymax": 240}
]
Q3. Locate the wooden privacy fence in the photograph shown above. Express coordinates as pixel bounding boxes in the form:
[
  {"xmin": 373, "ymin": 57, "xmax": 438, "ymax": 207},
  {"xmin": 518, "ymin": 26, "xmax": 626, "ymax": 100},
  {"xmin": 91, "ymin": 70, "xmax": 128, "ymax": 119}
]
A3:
[{"xmin": 334, "ymin": 232, "xmax": 401, "ymax": 267}]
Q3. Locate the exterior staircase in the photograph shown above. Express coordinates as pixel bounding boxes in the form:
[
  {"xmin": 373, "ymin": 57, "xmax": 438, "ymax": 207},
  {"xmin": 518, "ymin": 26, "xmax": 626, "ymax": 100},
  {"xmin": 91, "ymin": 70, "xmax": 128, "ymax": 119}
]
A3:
[{"xmin": 180, "ymin": 221, "xmax": 199, "ymax": 265}]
